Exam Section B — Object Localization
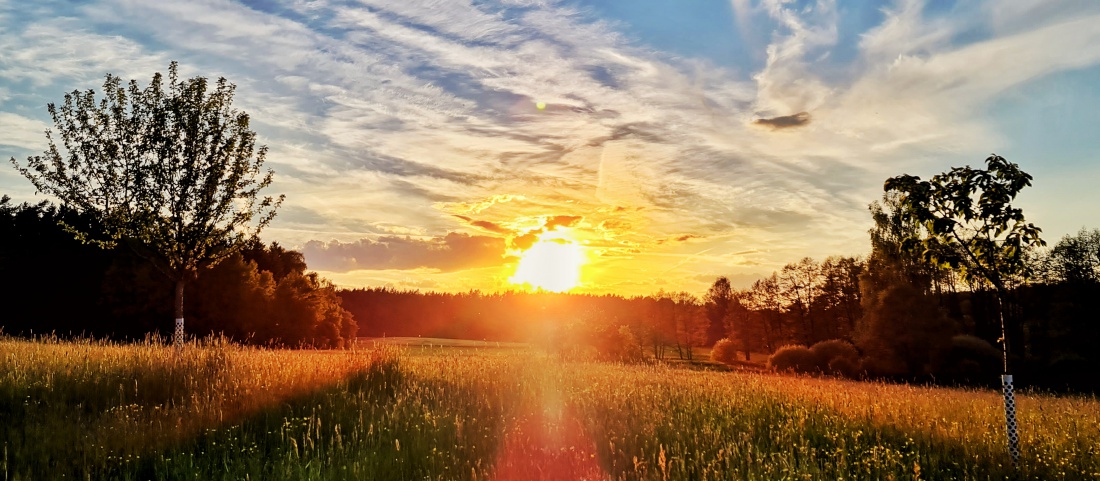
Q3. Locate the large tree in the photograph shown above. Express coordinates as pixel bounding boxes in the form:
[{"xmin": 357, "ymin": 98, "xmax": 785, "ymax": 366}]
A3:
[
  {"xmin": 703, "ymin": 276, "xmax": 734, "ymax": 346},
  {"xmin": 11, "ymin": 62, "xmax": 283, "ymax": 344}
]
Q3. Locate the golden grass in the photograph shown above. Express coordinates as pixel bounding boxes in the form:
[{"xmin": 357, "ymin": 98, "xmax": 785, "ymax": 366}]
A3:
[{"xmin": 2, "ymin": 337, "xmax": 1097, "ymax": 480}]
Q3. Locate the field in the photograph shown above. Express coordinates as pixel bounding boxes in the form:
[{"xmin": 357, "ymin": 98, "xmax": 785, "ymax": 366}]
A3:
[{"xmin": 1, "ymin": 337, "xmax": 1098, "ymax": 480}]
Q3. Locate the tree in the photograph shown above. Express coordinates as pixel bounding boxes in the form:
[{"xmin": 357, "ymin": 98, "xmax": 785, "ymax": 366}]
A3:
[
  {"xmin": 670, "ymin": 292, "xmax": 706, "ymax": 361},
  {"xmin": 703, "ymin": 276, "xmax": 734, "ymax": 346},
  {"xmin": 1042, "ymin": 228, "xmax": 1100, "ymax": 285},
  {"xmin": 885, "ymin": 153, "xmax": 1043, "ymax": 464},
  {"xmin": 779, "ymin": 257, "xmax": 821, "ymax": 343},
  {"xmin": 857, "ymin": 193, "xmax": 955, "ymax": 377},
  {"xmin": 884, "ymin": 154, "xmax": 1044, "ymax": 372},
  {"xmin": 11, "ymin": 62, "xmax": 283, "ymax": 344},
  {"xmin": 743, "ymin": 274, "xmax": 784, "ymax": 352},
  {"xmin": 816, "ymin": 256, "xmax": 863, "ymax": 340}
]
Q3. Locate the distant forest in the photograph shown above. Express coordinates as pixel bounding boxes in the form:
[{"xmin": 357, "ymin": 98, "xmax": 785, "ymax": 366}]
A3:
[{"xmin": 3, "ymin": 193, "xmax": 1099, "ymax": 391}]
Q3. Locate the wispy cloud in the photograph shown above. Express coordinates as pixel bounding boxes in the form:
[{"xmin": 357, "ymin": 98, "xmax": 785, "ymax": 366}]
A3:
[
  {"xmin": 303, "ymin": 233, "xmax": 511, "ymax": 272},
  {"xmin": 2, "ymin": 0, "xmax": 1099, "ymax": 295}
]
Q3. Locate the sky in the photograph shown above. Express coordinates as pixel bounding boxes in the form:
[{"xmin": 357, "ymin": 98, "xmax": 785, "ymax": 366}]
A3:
[{"xmin": 2, "ymin": 0, "xmax": 1099, "ymax": 297}]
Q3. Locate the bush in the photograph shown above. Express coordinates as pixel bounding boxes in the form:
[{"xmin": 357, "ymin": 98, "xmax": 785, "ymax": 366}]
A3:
[
  {"xmin": 810, "ymin": 339, "xmax": 860, "ymax": 376},
  {"xmin": 828, "ymin": 356, "xmax": 861, "ymax": 379},
  {"xmin": 710, "ymin": 338, "xmax": 738, "ymax": 365},
  {"xmin": 614, "ymin": 326, "xmax": 645, "ymax": 363},
  {"xmin": 937, "ymin": 334, "xmax": 1001, "ymax": 384},
  {"xmin": 768, "ymin": 345, "xmax": 818, "ymax": 374},
  {"xmin": 590, "ymin": 325, "xmax": 645, "ymax": 363}
]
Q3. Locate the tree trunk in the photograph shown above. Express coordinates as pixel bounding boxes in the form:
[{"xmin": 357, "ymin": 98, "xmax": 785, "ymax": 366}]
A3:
[{"xmin": 174, "ymin": 278, "xmax": 185, "ymax": 346}]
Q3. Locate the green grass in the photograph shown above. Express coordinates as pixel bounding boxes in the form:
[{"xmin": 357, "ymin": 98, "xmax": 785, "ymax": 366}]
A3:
[{"xmin": 1, "ymin": 337, "xmax": 1097, "ymax": 480}]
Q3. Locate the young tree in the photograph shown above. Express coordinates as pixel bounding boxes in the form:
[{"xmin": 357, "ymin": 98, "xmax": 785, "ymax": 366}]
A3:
[
  {"xmin": 885, "ymin": 153, "xmax": 1044, "ymax": 464},
  {"xmin": 884, "ymin": 154, "xmax": 1044, "ymax": 372},
  {"xmin": 11, "ymin": 62, "xmax": 284, "ymax": 344}
]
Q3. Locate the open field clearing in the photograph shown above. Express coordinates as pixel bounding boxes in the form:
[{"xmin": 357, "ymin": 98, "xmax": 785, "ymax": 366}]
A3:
[{"xmin": 1, "ymin": 337, "xmax": 1098, "ymax": 480}]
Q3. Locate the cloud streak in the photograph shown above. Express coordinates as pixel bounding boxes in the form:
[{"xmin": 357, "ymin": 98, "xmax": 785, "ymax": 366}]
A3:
[
  {"xmin": 303, "ymin": 233, "xmax": 510, "ymax": 272},
  {"xmin": 2, "ymin": 0, "xmax": 1099, "ymax": 294}
]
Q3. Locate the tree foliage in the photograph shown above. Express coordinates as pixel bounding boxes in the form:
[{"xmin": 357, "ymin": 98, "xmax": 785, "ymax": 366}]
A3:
[{"xmin": 883, "ymin": 154, "xmax": 1043, "ymax": 292}]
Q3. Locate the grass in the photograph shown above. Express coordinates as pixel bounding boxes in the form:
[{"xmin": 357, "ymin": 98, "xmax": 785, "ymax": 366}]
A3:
[{"xmin": 1, "ymin": 336, "xmax": 1097, "ymax": 480}]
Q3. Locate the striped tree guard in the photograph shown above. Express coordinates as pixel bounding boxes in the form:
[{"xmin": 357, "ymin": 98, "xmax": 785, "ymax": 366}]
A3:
[{"xmin": 1002, "ymin": 374, "xmax": 1020, "ymax": 465}]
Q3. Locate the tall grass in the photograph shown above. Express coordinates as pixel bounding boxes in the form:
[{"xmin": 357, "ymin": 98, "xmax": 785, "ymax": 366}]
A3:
[{"xmin": 2, "ymin": 337, "xmax": 1097, "ymax": 480}]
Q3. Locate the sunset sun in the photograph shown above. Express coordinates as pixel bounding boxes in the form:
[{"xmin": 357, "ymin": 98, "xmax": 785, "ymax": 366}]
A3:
[{"xmin": 509, "ymin": 234, "xmax": 585, "ymax": 292}]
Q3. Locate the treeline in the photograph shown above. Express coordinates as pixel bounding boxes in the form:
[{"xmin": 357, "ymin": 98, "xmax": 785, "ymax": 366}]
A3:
[
  {"xmin": 336, "ymin": 257, "xmax": 861, "ymax": 364},
  {"xmin": 340, "ymin": 289, "xmax": 713, "ymax": 361},
  {"xmin": 0, "ymin": 197, "xmax": 356, "ymax": 348}
]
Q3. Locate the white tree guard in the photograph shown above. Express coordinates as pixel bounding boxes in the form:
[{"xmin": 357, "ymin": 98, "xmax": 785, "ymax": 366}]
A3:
[
  {"xmin": 1002, "ymin": 374, "xmax": 1020, "ymax": 465},
  {"xmin": 174, "ymin": 318, "xmax": 185, "ymax": 347}
]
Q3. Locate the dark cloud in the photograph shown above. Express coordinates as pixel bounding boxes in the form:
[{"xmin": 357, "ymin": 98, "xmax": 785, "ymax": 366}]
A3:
[
  {"xmin": 471, "ymin": 220, "xmax": 510, "ymax": 234},
  {"xmin": 303, "ymin": 233, "xmax": 508, "ymax": 272},
  {"xmin": 657, "ymin": 234, "xmax": 703, "ymax": 245},
  {"xmin": 511, "ymin": 230, "xmax": 542, "ymax": 250},
  {"xmin": 598, "ymin": 218, "xmax": 632, "ymax": 233},
  {"xmin": 544, "ymin": 215, "xmax": 582, "ymax": 230},
  {"xmin": 507, "ymin": 215, "xmax": 584, "ymax": 250},
  {"xmin": 453, "ymin": 215, "xmax": 512, "ymax": 234},
  {"xmin": 342, "ymin": 150, "xmax": 485, "ymax": 185},
  {"xmin": 585, "ymin": 122, "xmax": 669, "ymax": 148},
  {"xmin": 753, "ymin": 112, "xmax": 811, "ymax": 130}
]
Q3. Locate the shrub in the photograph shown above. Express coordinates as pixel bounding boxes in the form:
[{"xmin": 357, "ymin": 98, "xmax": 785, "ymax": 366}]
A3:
[
  {"xmin": 710, "ymin": 338, "xmax": 738, "ymax": 365},
  {"xmin": 614, "ymin": 326, "xmax": 645, "ymax": 363},
  {"xmin": 828, "ymin": 356, "xmax": 861, "ymax": 379},
  {"xmin": 591, "ymin": 325, "xmax": 645, "ymax": 363},
  {"xmin": 768, "ymin": 345, "xmax": 818, "ymax": 374},
  {"xmin": 937, "ymin": 334, "xmax": 1001, "ymax": 384},
  {"xmin": 810, "ymin": 339, "xmax": 860, "ymax": 376}
]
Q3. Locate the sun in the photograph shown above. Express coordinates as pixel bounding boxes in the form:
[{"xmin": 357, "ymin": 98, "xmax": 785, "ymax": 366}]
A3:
[{"xmin": 509, "ymin": 234, "xmax": 585, "ymax": 292}]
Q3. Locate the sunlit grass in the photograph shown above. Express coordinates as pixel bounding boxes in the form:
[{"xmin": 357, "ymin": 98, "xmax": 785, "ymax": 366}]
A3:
[{"xmin": 2, "ymin": 337, "xmax": 1097, "ymax": 480}]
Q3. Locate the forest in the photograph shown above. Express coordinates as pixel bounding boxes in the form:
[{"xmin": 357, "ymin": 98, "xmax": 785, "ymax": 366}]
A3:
[{"xmin": 0, "ymin": 196, "xmax": 356, "ymax": 348}]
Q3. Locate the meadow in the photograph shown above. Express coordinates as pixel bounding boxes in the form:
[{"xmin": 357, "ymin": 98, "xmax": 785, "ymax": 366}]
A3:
[{"xmin": 1, "ymin": 337, "xmax": 1097, "ymax": 480}]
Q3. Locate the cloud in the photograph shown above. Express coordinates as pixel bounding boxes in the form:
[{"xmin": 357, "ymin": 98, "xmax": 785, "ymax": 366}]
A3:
[
  {"xmin": 302, "ymin": 232, "xmax": 509, "ymax": 272},
  {"xmin": 543, "ymin": 214, "xmax": 582, "ymax": 230},
  {"xmin": 752, "ymin": 111, "xmax": 810, "ymax": 129},
  {"xmin": 0, "ymin": 113, "xmax": 51, "ymax": 151},
  {"xmin": 2, "ymin": 0, "xmax": 1100, "ymax": 295},
  {"xmin": 453, "ymin": 214, "xmax": 513, "ymax": 235}
]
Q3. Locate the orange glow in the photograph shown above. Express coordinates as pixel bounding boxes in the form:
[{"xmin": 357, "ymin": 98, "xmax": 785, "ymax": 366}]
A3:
[{"xmin": 509, "ymin": 233, "xmax": 584, "ymax": 292}]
